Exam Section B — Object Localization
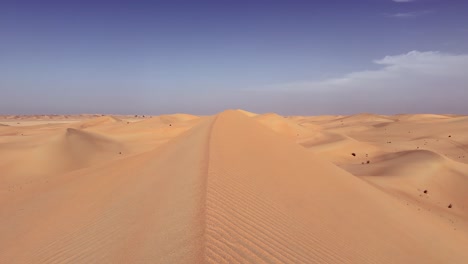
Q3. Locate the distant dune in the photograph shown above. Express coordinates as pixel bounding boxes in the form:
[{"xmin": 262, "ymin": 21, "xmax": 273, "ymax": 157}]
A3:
[
  {"xmin": 394, "ymin": 113, "xmax": 453, "ymax": 121},
  {"xmin": 254, "ymin": 112, "xmax": 319, "ymax": 138},
  {"xmin": 130, "ymin": 113, "xmax": 200, "ymax": 127},
  {"xmin": 75, "ymin": 115, "xmax": 122, "ymax": 129},
  {"xmin": 1, "ymin": 110, "xmax": 467, "ymax": 263}
]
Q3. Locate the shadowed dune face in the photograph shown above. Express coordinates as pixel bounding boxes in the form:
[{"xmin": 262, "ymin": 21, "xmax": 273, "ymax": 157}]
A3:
[{"xmin": 0, "ymin": 110, "xmax": 468, "ymax": 263}]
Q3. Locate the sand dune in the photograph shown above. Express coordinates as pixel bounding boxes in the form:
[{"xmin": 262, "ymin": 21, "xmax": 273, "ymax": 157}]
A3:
[
  {"xmin": 339, "ymin": 113, "xmax": 393, "ymax": 122},
  {"xmin": 127, "ymin": 113, "xmax": 200, "ymax": 128},
  {"xmin": 0, "ymin": 128, "xmax": 124, "ymax": 185},
  {"xmin": 254, "ymin": 112, "xmax": 319, "ymax": 138},
  {"xmin": 158, "ymin": 113, "xmax": 200, "ymax": 122},
  {"xmin": 74, "ymin": 115, "xmax": 122, "ymax": 129},
  {"xmin": 395, "ymin": 113, "xmax": 453, "ymax": 121},
  {"xmin": 1, "ymin": 110, "xmax": 467, "ymax": 263},
  {"xmin": 88, "ymin": 114, "xmax": 203, "ymax": 153},
  {"xmin": 343, "ymin": 149, "xmax": 468, "ymax": 216},
  {"xmin": 448, "ymin": 116, "xmax": 468, "ymax": 123},
  {"xmin": 235, "ymin": 109, "xmax": 258, "ymax": 117}
]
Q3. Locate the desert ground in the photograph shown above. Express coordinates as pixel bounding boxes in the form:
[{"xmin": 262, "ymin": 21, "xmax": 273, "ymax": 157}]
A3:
[{"xmin": 1, "ymin": 110, "xmax": 467, "ymax": 263}]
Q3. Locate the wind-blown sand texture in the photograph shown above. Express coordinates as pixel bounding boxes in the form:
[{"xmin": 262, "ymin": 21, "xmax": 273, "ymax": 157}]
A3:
[{"xmin": 1, "ymin": 110, "xmax": 467, "ymax": 263}]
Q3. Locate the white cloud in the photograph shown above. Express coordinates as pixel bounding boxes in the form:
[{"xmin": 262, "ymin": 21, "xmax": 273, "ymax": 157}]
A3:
[
  {"xmin": 258, "ymin": 51, "xmax": 468, "ymax": 114},
  {"xmin": 270, "ymin": 51, "xmax": 468, "ymax": 90},
  {"xmin": 389, "ymin": 10, "xmax": 433, "ymax": 18}
]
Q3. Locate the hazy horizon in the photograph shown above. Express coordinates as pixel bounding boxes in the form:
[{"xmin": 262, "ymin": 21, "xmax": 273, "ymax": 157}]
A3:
[{"xmin": 1, "ymin": 0, "xmax": 468, "ymax": 115}]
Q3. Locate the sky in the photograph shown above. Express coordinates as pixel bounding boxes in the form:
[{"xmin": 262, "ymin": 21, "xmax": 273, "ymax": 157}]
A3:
[{"xmin": 1, "ymin": 0, "xmax": 468, "ymax": 115}]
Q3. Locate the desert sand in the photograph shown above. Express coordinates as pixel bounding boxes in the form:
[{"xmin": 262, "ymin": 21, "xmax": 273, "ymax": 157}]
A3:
[{"xmin": 1, "ymin": 110, "xmax": 467, "ymax": 263}]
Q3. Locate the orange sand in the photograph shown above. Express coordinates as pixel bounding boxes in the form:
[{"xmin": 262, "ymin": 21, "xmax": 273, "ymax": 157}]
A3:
[{"xmin": 1, "ymin": 110, "xmax": 467, "ymax": 263}]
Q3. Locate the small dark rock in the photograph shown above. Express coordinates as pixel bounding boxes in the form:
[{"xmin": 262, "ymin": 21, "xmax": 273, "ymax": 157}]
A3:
[
  {"xmin": 448, "ymin": 204, "xmax": 452, "ymax": 209},
  {"xmin": 423, "ymin": 190, "xmax": 427, "ymax": 194},
  {"xmin": 366, "ymin": 160, "xmax": 370, "ymax": 164},
  {"xmin": 351, "ymin": 153, "xmax": 356, "ymax": 157}
]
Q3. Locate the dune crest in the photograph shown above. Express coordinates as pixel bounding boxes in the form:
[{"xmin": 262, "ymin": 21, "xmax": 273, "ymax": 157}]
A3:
[{"xmin": 235, "ymin": 109, "xmax": 258, "ymax": 117}]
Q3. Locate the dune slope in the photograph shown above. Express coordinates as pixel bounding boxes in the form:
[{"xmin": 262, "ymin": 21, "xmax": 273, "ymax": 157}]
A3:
[{"xmin": 0, "ymin": 128, "xmax": 124, "ymax": 184}]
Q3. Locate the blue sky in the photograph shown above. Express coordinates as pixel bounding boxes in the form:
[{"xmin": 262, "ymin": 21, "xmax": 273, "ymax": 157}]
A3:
[{"xmin": 1, "ymin": 0, "xmax": 467, "ymax": 115}]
